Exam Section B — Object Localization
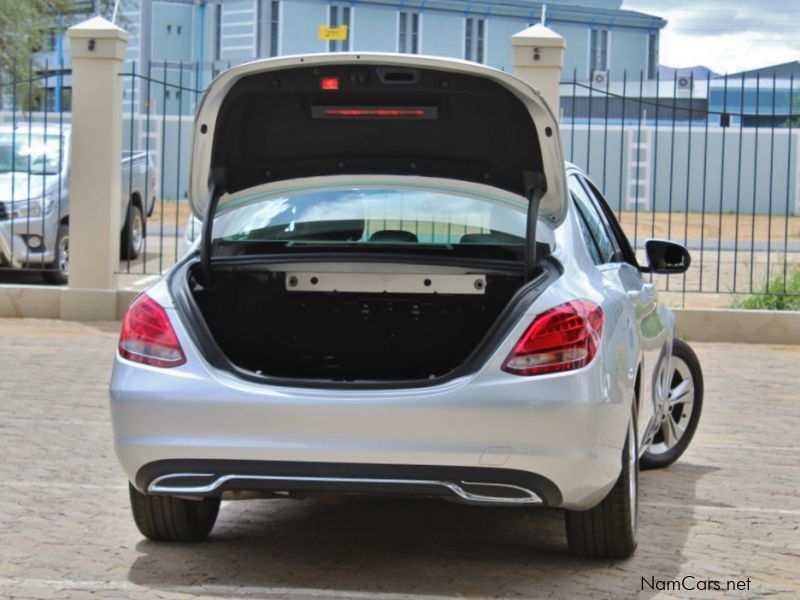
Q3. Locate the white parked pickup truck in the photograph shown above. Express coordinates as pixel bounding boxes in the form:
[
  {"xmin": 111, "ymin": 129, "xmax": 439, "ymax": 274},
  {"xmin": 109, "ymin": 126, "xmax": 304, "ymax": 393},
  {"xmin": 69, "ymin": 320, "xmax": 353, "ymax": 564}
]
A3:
[{"xmin": 0, "ymin": 123, "xmax": 158, "ymax": 284}]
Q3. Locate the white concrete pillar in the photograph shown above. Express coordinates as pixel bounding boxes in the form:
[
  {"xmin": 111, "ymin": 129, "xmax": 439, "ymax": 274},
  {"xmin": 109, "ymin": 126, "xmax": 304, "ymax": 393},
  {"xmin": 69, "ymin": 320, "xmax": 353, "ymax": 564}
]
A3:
[
  {"xmin": 511, "ymin": 24, "xmax": 566, "ymax": 118},
  {"xmin": 63, "ymin": 17, "xmax": 128, "ymax": 320}
]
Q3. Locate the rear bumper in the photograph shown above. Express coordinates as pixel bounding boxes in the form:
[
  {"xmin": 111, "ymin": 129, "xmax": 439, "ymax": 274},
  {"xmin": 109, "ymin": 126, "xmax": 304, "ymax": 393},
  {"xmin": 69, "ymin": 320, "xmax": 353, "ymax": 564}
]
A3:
[
  {"xmin": 110, "ymin": 309, "xmax": 631, "ymax": 510},
  {"xmin": 136, "ymin": 459, "xmax": 562, "ymax": 506}
]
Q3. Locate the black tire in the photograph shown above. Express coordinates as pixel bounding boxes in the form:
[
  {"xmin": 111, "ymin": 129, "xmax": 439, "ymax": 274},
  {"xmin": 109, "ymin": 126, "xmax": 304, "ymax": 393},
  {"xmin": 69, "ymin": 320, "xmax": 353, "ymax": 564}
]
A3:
[
  {"xmin": 121, "ymin": 202, "xmax": 145, "ymax": 260},
  {"xmin": 641, "ymin": 338, "xmax": 704, "ymax": 470},
  {"xmin": 43, "ymin": 223, "xmax": 69, "ymax": 285},
  {"xmin": 129, "ymin": 483, "xmax": 220, "ymax": 543},
  {"xmin": 565, "ymin": 406, "xmax": 638, "ymax": 559}
]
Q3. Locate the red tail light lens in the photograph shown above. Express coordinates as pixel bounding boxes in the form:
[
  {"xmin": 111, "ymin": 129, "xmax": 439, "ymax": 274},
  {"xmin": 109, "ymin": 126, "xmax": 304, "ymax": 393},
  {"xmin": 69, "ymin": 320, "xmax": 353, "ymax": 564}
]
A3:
[
  {"xmin": 502, "ymin": 300, "xmax": 603, "ymax": 376},
  {"xmin": 118, "ymin": 293, "xmax": 186, "ymax": 368}
]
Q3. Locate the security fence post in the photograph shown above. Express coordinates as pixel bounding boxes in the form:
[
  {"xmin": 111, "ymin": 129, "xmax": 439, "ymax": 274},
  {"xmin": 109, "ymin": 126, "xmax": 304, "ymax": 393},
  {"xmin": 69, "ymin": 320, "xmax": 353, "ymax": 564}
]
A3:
[{"xmin": 62, "ymin": 16, "xmax": 128, "ymax": 320}]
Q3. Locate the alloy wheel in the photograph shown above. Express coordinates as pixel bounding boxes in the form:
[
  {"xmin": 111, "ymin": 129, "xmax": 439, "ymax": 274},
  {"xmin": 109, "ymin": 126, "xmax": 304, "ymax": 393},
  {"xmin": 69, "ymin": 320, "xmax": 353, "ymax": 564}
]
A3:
[
  {"xmin": 131, "ymin": 210, "xmax": 144, "ymax": 254},
  {"xmin": 647, "ymin": 356, "xmax": 695, "ymax": 455},
  {"xmin": 58, "ymin": 234, "xmax": 69, "ymax": 274}
]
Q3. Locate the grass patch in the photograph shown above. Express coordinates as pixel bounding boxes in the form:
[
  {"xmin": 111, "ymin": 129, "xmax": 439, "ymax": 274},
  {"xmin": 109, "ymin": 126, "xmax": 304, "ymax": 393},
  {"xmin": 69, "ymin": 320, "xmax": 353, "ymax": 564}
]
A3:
[{"xmin": 732, "ymin": 266, "xmax": 800, "ymax": 310}]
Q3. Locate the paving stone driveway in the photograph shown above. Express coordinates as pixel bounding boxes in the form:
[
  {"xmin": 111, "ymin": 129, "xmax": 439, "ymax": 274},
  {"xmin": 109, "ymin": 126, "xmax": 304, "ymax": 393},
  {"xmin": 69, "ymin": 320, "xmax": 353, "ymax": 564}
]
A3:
[{"xmin": 0, "ymin": 318, "xmax": 798, "ymax": 599}]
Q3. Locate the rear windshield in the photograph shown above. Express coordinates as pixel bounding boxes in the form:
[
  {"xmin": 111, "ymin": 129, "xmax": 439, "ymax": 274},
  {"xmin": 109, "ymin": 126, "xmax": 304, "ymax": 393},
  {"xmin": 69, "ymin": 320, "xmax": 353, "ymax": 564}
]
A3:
[{"xmin": 213, "ymin": 187, "xmax": 527, "ymax": 246}]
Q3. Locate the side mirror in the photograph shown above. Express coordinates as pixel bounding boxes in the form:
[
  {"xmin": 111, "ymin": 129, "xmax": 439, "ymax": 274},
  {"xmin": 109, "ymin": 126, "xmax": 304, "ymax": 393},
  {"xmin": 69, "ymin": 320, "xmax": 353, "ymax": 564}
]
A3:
[{"xmin": 643, "ymin": 239, "xmax": 691, "ymax": 274}]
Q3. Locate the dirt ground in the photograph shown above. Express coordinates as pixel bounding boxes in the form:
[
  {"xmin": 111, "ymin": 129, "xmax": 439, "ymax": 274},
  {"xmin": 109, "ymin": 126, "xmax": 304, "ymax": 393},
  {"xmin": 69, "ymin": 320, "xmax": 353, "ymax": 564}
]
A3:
[{"xmin": 617, "ymin": 210, "xmax": 800, "ymax": 245}]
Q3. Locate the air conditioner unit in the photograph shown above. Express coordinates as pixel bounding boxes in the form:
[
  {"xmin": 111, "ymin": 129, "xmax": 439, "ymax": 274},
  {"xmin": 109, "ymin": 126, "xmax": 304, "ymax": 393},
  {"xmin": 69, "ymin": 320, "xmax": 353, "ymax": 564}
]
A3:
[
  {"xmin": 592, "ymin": 70, "xmax": 609, "ymax": 87},
  {"xmin": 677, "ymin": 75, "xmax": 693, "ymax": 90}
]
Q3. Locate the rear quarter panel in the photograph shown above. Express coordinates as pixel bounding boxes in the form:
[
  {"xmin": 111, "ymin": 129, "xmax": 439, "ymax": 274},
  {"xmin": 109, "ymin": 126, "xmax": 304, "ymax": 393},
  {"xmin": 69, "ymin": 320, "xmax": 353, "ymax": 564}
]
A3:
[{"xmin": 550, "ymin": 206, "xmax": 640, "ymax": 448}]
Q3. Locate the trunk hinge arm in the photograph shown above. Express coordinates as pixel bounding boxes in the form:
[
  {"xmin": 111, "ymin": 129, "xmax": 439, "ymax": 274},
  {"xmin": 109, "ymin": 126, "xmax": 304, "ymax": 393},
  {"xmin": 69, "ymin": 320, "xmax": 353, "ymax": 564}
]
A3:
[
  {"xmin": 200, "ymin": 186, "xmax": 221, "ymax": 287},
  {"xmin": 524, "ymin": 187, "xmax": 544, "ymax": 282}
]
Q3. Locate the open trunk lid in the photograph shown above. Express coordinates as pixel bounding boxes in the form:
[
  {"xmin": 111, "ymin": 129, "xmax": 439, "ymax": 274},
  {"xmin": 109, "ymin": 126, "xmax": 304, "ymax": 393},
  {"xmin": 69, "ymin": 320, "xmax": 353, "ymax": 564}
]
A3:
[
  {"xmin": 190, "ymin": 54, "xmax": 566, "ymax": 221},
  {"xmin": 188, "ymin": 54, "xmax": 567, "ymax": 278}
]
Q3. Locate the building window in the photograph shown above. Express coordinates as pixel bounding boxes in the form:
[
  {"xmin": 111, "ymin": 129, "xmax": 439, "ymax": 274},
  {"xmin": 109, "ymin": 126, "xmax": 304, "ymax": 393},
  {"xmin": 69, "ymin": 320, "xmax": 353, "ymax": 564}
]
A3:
[
  {"xmin": 214, "ymin": 4, "xmax": 222, "ymax": 60},
  {"xmin": 590, "ymin": 28, "xmax": 609, "ymax": 73},
  {"xmin": 48, "ymin": 86, "xmax": 71, "ymax": 112},
  {"xmin": 269, "ymin": 1, "xmax": 280, "ymax": 57},
  {"xmin": 328, "ymin": 5, "xmax": 351, "ymax": 52},
  {"xmin": 647, "ymin": 32, "xmax": 659, "ymax": 80},
  {"xmin": 257, "ymin": 0, "xmax": 280, "ymax": 57},
  {"xmin": 256, "ymin": 1, "xmax": 262, "ymax": 53},
  {"xmin": 398, "ymin": 11, "xmax": 420, "ymax": 54},
  {"xmin": 464, "ymin": 17, "xmax": 485, "ymax": 63}
]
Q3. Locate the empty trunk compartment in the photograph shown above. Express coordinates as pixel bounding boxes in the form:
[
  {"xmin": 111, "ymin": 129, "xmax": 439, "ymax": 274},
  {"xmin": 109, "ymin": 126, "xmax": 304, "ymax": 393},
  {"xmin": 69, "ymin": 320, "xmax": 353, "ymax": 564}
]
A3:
[{"xmin": 189, "ymin": 267, "xmax": 524, "ymax": 382}]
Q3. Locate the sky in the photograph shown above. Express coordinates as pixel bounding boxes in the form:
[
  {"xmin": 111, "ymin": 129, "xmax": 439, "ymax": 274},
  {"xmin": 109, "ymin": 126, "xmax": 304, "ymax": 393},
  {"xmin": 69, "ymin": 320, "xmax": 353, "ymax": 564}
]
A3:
[{"xmin": 622, "ymin": 0, "xmax": 800, "ymax": 74}]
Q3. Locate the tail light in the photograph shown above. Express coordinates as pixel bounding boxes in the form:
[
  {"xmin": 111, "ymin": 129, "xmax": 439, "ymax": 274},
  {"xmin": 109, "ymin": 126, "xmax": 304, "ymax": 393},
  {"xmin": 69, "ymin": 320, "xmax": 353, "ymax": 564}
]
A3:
[
  {"xmin": 502, "ymin": 300, "xmax": 603, "ymax": 376},
  {"xmin": 118, "ymin": 293, "xmax": 186, "ymax": 368}
]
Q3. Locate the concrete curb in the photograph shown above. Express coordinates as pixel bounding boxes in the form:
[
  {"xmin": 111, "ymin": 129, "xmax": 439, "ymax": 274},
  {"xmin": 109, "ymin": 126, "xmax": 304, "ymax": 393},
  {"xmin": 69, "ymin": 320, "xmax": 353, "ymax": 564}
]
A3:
[
  {"xmin": 674, "ymin": 308, "xmax": 800, "ymax": 345},
  {"xmin": 1, "ymin": 284, "xmax": 799, "ymax": 344},
  {"xmin": 0, "ymin": 285, "xmax": 140, "ymax": 321}
]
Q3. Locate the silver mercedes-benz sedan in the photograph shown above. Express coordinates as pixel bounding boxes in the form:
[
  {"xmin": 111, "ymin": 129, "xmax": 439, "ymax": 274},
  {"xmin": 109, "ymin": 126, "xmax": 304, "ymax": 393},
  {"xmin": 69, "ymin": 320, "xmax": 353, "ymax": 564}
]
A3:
[{"xmin": 110, "ymin": 54, "xmax": 703, "ymax": 558}]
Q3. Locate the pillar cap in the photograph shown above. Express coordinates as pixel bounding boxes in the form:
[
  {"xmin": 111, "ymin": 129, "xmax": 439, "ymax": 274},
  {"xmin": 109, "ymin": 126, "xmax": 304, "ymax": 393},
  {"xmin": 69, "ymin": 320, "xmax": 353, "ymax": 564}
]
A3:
[
  {"xmin": 511, "ymin": 24, "xmax": 566, "ymax": 49},
  {"xmin": 68, "ymin": 16, "xmax": 129, "ymax": 60},
  {"xmin": 68, "ymin": 16, "xmax": 129, "ymax": 41}
]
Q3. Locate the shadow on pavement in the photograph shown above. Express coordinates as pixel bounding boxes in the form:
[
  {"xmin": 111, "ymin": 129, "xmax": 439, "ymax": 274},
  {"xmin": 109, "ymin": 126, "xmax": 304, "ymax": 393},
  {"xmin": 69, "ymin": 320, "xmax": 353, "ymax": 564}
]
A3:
[
  {"xmin": 0, "ymin": 271, "xmax": 52, "ymax": 285},
  {"xmin": 128, "ymin": 462, "xmax": 717, "ymax": 598}
]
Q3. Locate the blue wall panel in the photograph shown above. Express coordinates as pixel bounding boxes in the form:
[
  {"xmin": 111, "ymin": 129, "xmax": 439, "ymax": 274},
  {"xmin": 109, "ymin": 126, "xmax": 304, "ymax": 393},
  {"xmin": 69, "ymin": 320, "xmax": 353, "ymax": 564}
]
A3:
[
  {"xmin": 549, "ymin": 21, "xmax": 590, "ymax": 79},
  {"xmin": 419, "ymin": 10, "xmax": 463, "ymax": 60},
  {"xmin": 609, "ymin": 27, "xmax": 649, "ymax": 78},
  {"xmin": 351, "ymin": 4, "xmax": 396, "ymax": 52},
  {"xmin": 281, "ymin": 0, "xmax": 327, "ymax": 55}
]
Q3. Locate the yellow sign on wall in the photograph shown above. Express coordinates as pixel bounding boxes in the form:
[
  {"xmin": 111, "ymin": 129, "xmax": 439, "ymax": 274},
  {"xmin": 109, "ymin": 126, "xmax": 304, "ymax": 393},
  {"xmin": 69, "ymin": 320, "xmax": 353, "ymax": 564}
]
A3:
[{"xmin": 319, "ymin": 25, "xmax": 348, "ymax": 41}]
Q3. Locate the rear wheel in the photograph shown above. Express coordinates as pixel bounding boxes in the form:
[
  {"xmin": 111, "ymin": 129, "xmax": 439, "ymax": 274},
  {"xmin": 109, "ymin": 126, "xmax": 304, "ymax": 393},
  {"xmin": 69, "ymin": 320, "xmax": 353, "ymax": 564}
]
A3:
[
  {"xmin": 565, "ymin": 406, "xmax": 638, "ymax": 559},
  {"xmin": 129, "ymin": 483, "xmax": 220, "ymax": 542},
  {"xmin": 641, "ymin": 338, "xmax": 703, "ymax": 470},
  {"xmin": 121, "ymin": 202, "xmax": 145, "ymax": 260},
  {"xmin": 43, "ymin": 224, "xmax": 69, "ymax": 285}
]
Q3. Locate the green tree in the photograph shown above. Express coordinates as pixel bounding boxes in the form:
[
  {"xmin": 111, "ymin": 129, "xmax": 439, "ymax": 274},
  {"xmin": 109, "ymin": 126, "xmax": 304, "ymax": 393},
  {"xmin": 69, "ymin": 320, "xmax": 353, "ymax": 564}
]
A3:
[
  {"xmin": 0, "ymin": 1, "xmax": 74, "ymax": 73},
  {"xmin": 0, "ymin": 1, "xmax": 123, "ymax": 109}
]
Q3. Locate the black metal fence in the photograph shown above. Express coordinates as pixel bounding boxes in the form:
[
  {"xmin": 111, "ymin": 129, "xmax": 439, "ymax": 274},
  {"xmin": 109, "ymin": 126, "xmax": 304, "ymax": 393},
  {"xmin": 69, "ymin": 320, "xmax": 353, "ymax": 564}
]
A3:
[
  {"xmin": 560, "ymin": 69, "xmax": 799, "ymax": 306},
  {"xmin": 0, "ymin": 59, "xmax": 71, "ymax": 283},
  {"xmin": 118, "ymin": 61, "xmax": 203, "ymax": 276},
  {"xmin": 2, "ymin": 59, "xmax": 799, "ymax": 308}
]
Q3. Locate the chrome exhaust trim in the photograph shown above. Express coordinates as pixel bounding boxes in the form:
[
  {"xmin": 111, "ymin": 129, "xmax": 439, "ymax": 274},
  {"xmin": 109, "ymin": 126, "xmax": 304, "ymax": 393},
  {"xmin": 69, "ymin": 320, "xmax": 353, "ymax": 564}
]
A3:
[{"xmin": 148, "ymin": 472, "xmax": 543, "ymax": 505}]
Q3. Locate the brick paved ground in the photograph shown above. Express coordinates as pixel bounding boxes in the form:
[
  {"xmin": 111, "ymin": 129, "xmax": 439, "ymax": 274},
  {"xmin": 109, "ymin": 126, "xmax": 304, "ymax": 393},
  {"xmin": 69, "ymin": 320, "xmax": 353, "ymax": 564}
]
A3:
[{"xmin": 0, "ymin": 318, "xmax": 798, "ymax": 599}]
